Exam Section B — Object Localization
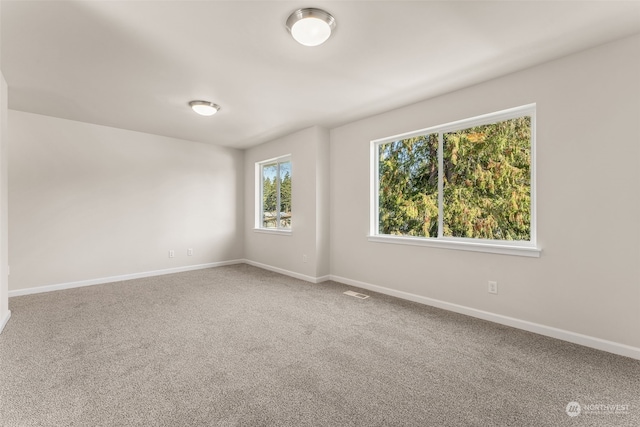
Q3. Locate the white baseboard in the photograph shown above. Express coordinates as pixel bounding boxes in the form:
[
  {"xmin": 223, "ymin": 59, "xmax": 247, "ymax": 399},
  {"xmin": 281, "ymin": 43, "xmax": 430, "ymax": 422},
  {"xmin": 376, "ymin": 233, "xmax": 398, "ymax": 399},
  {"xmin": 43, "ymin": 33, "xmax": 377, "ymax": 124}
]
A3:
[
  {"xmin": 330, "ymin": 275, "xmax": 640, "ymax": 361},
  {"xmin": 8, "ymin": 260, "xmax": 245, "ymax": 297},
  {"xmin": 242, "ymin": 259, "xmax": 329, "ymax": 284},
  {"xmin": 316, "ymin": 275, "xmax": 331, "ymax": 283},
  {"xmin": 0, "ymin": 310, "xmax": 11, "ymax": 334}
]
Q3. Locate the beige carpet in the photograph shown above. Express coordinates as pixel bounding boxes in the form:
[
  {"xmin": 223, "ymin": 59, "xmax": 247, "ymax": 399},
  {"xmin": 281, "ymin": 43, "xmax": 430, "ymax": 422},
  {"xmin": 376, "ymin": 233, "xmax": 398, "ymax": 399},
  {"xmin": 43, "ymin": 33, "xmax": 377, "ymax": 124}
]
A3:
[{"xmin": 0, "ymin": 264, "xmax": 638, "ymax": 426}]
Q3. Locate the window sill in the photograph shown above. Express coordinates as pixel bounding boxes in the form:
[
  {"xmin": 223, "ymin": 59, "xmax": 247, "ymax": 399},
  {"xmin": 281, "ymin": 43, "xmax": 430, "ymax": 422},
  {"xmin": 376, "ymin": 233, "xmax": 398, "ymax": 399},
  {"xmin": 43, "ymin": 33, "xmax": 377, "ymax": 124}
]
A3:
[
  {"xmin": 367, "ymin": 235, "xmax": 541, "ymax": 258},
  {"xmin": 253, "ymin": 228, "xmax": 292, "ymax": 236}
]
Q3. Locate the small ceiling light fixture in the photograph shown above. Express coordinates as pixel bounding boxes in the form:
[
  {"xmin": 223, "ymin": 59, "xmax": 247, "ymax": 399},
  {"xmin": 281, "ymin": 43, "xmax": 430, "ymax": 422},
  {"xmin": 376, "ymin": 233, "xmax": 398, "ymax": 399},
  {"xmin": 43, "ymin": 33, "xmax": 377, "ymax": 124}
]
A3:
[
  {"xmin": 189, "ymin": 100, "xmax": 220, "ymax": 116},
  {"xmin": 286, "ymin": 8, "xmax": 336, "ymax": 47}
]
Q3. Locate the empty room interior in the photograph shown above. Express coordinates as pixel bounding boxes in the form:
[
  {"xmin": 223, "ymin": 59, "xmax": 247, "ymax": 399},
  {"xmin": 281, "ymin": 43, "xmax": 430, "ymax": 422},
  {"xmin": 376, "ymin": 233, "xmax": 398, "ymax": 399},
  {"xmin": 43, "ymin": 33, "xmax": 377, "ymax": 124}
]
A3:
[{"xmin": 1, "ymin": 1, "xmax": 639, "ymax": 426}]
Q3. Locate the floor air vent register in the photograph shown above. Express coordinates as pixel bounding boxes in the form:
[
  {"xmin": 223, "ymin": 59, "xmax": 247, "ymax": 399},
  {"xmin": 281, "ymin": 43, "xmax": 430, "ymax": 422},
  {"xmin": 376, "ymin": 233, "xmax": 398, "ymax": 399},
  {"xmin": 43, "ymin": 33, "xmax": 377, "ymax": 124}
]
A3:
[{"xmin": 343, "ymin": 290, "xmax": 370, "ymax": 299}]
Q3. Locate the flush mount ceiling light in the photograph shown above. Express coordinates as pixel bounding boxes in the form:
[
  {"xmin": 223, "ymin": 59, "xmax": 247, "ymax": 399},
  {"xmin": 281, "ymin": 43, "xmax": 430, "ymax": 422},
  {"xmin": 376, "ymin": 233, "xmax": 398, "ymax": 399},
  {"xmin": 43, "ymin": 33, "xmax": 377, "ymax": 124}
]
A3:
[
  {"xmin": 286, "ymin": 8, "xmax": 336, "ymax": 47},
  {"xmin": 189, "ymin": 100, "xmax": 220, "ymax": 116}
]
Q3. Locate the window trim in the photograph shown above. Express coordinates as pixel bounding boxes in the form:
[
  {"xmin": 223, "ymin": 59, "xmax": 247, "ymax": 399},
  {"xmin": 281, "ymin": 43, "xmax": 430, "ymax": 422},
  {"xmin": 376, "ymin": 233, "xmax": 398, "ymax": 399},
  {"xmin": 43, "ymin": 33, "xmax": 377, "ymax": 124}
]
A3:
[
  {"xmin": 255, "ymin": 154, "xmax": 292, "ymax": 233},
  {"xmin": 369, "ymin": 104, "xmax": 540, "ymax": 257}
]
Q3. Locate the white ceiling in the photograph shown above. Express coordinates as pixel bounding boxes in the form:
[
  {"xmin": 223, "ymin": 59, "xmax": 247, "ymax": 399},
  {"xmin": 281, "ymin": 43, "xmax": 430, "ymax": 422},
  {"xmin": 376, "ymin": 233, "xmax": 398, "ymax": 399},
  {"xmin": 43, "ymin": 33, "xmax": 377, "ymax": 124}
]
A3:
[{"xmin": 2, "ymin": 1, "xmax": 639, "ymax": 149}]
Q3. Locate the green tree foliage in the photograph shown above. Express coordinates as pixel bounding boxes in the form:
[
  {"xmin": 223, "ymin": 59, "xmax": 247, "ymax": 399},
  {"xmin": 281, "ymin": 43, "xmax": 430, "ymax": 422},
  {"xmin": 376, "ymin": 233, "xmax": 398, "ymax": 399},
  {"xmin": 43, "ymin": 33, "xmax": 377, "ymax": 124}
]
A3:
[
  {"xmin": 280, "ymin": 172, "xmax": 291, "ymax": 212},
  {"xmin": 379, "ymin": 134, "xmax": 439, "ymax": 237},
  {"xmin": 262, "ymin": 161, "xmax": 292, "ymax": 228},
  {"xmin": 263, "ymin": 176, "xmax": 276, "ymax": 212},
  {"xmin": 378, "ymin": 116, "xmax": 531, "ymax": 241}
]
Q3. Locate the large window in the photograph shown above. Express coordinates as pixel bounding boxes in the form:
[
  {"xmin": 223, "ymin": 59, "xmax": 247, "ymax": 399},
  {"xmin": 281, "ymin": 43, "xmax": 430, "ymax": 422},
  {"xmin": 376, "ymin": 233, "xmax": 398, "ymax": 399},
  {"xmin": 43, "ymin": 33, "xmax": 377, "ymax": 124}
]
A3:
[
  {"xmin": 370, "ymin": 104, "xmax": 539, "ymax": 257},
  {"xmin": 256, "ymin": 155, "xmax": 292, "ymax": 231}
]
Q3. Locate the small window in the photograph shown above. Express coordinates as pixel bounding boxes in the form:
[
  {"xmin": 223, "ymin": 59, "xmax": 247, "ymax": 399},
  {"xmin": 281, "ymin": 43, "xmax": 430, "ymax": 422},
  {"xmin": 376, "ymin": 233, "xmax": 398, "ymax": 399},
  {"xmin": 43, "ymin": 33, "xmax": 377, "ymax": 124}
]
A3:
[
  {"xmin": 256, "ymin": 155, "xmax": 292, "ymax": 231},
  {"xmin": 371, "ymin": 104, "xmax": 539, "ymax": 257}
]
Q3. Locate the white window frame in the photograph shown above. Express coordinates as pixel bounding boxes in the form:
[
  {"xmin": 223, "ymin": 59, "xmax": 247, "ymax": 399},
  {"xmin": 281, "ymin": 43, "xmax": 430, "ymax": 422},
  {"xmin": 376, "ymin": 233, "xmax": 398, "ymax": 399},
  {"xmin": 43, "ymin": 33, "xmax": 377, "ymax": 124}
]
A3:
[
  {"xmin": 255, "ymin": 154, "xmax": 292, "ymax": 235},
  {"xmin": 369, "ymin": 104, "xmax": 540, "ymax": 257}
]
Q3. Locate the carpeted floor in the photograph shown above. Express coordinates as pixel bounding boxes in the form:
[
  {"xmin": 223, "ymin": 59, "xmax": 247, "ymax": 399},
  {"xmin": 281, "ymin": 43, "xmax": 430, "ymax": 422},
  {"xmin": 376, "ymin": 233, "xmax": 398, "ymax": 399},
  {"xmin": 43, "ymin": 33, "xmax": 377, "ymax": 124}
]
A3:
[{"xmin": 0, "ymin": 264, "xmax": 638, "ymax": 426}]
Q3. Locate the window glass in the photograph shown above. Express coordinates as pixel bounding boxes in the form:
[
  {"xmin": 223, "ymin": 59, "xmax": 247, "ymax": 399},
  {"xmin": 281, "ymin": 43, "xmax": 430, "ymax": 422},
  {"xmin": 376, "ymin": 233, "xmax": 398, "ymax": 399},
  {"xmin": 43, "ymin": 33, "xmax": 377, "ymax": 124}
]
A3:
[
  {"xmin": 378, "ymin": 134, "xmax": 438, "ymax": 237},
  {"xmin": 261, "ymin": 163, "xmax": 278, "ymax": 228},
  {"xmin": 373, "ymin": 105, "xmax": 535, "ymax": 248},
  {"xmin": 442, "ymin": 117, "xmax": 531, "ymax": 241},
  {"xmin": 257, "ymin": 156, "xmax": 292, "ymax": 231}
]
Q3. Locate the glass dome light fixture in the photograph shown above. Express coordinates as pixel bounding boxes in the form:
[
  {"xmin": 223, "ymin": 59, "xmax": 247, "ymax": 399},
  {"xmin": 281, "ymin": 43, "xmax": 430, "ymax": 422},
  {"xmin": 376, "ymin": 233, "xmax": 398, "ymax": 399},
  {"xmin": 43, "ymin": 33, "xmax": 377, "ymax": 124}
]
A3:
[
  {"xmin": 286, "ymin": 8, "xmax": 336, "ymax": 47},
  {"xmin": 189, "ymin": 100, "xmax": 221, "ymax": 116}
]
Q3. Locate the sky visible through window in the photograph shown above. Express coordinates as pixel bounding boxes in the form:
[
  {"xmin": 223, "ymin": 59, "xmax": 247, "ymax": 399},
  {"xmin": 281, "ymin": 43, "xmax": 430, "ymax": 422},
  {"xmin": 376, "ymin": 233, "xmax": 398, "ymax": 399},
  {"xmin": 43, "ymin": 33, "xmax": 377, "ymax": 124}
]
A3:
[{"xmin": 262, "ymin": 161, "xmax": 291, "ymax": 181}]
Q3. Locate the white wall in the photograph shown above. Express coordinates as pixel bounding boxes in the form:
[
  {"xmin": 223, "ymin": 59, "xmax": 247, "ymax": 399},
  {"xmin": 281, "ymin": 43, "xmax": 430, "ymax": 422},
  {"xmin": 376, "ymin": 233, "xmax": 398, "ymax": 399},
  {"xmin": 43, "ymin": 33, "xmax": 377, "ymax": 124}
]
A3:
[
  {"xmin": 0, "ymin": 74, "xmax": 10, "ymax": 332},
  {"xmin": 315, "ymin": 127, "xmax": 330, "ymax": 277},
  {"xmin": 0, "ymin": 0, "xmax": 11, "ymax": 332},
  {"xmin": 329, "ymin": 35, "xmax": 640, "ymax": 350},
  {"xmin": 244, "ymin": 126, "xmax": 330, "ymax": 280},
  {"xmin": 8, "ymin": 111, "xmax": 244, "ymax": 292}
]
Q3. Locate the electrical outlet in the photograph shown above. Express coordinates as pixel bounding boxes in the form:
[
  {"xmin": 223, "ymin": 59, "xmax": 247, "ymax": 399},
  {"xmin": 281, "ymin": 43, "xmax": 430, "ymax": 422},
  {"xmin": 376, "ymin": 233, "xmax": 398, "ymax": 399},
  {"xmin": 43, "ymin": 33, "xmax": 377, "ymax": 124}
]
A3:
[
  {"xmin": 169, "ymin": 250, "xmax": 175, "ymax": 258},
  {"xmin": 187, "ymin": 248, "xmax": 194, "ymax": 256},
  {"xmin": 488, "ymin": 281, "xmax": 498, "ymax": 294},
  {"xmin": 302, "ymin": 254, "xmax": 308, "ymax": 263}
]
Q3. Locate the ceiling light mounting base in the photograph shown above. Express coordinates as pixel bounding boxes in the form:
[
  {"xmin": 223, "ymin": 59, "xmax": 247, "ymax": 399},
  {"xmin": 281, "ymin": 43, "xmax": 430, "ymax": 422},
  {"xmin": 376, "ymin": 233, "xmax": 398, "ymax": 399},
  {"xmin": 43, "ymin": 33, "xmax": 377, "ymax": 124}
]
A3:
[
  {"xmin": 189, "ymin": 100, "xmax": 220, "ymax": 116},
  {"xmin": 286, "ymin": 8, "xmax": 336, "ymax": 47}
]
